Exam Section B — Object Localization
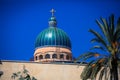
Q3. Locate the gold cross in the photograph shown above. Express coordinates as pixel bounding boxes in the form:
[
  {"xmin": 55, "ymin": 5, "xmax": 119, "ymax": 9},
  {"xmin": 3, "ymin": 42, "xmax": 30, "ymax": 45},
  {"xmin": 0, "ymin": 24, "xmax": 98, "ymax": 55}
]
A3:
[{"xmin": 50, "ymin": 9, "xmax": 56, "ymax": 16}]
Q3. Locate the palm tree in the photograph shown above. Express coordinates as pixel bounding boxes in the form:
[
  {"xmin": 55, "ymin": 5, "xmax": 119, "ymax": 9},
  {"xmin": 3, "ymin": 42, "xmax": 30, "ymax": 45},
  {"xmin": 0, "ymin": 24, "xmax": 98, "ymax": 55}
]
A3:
[{"xmin": 76, "ymin": 14, "xmax": 120, "ymax": 80}]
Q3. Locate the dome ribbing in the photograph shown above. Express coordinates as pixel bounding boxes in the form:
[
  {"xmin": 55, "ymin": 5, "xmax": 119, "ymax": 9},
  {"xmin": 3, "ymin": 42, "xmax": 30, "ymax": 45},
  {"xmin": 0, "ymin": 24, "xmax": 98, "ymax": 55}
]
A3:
[{"xmin": 35, "ymin": 27, "xmax": 71, "ymax": 49}]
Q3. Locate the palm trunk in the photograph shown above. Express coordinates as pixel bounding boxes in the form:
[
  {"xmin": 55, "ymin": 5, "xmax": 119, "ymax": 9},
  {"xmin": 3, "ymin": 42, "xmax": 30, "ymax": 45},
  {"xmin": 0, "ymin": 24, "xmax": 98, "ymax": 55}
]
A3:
[{"xmin": 110, "ymin": 56, "xmax": 118, "ymax": 80}]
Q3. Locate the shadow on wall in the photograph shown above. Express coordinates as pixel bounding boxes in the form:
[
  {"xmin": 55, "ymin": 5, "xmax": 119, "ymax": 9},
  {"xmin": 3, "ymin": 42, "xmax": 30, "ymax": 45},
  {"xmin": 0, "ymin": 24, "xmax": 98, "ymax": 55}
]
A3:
[
  {"xmin": 0, "ymin": 60, "xmax": 3, "ymax": 78},
  {"xmin": 0, "ymin": 60, "xmax": 2, "ymax": 64},
  {"xmin": 0, "ymin": 71, "xmax": 3, "ymax": 78}
]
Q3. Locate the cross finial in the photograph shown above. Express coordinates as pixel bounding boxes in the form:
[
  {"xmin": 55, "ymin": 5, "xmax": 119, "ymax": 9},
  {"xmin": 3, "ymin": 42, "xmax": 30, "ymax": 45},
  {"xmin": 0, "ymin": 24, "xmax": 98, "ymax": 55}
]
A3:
[{"xmin": 50, "ymin": 9, "xmax": 56, "ymax": 16}]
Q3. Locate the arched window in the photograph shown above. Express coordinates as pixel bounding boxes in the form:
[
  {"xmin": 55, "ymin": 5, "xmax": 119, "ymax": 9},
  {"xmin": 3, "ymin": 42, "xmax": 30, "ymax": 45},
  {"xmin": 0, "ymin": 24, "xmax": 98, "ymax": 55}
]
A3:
[
  {"xmin": 52, "ymin": 54, "xmax": 57, "ymax": 59},
  {"xmin": 45, "ymin": 54, "xmax": 50, "ymax": 59},
  {"xmin": 35, "ymin": 56, "xmax": 38, "ymax": 60},
  {"xmin": 60, "ymin": 54, "xmax": 64, "ymax": 59},
  {"xmin": 39, "ymin": 55, "xmax": 43, "ymax": 59},
  {"xmin": 66, "ymin": 55, "xmax": 69, "ymax": 60}
]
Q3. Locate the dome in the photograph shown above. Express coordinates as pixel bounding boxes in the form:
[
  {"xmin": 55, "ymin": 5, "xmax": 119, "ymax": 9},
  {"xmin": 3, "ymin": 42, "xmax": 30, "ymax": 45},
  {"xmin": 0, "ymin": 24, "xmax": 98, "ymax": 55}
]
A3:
[
  {"xmin": 35, "ymin": 9, "xmax": 71, "ymax": 49},
  {"xmin": 35, "ymin": 27, "xmax": 71, "ymax": 49},
  {"xmin": 34, "ymin": 9, "xmax": 72, "ymax": 62}
]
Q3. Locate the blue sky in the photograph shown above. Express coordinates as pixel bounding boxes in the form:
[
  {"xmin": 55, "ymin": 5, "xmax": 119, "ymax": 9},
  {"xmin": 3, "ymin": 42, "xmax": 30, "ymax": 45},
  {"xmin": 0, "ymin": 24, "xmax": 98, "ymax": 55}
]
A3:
[{"xmin": 0, "ymin": 0, "xmax": 120, "ymax": 61}]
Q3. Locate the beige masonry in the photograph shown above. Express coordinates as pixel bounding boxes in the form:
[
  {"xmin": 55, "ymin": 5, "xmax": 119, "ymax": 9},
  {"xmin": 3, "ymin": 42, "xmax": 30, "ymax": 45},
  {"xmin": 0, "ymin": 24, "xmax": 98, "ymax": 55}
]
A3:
[
  {"xmin": 0, "ymin": 61, "xmax": 84, "ymax": 80},
  {"xmin": 0, "ymin": 61, "xmax": 120, "ymax": 80}
]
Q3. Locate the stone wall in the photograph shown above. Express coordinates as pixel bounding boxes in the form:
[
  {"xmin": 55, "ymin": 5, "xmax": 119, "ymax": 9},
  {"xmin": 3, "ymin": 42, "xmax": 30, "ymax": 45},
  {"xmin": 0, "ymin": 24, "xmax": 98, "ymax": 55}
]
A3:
[
  {"xmin": 0, "ymin": 60, "xmax": 84, "ymax": 80},
  {"xmin": 1, "ymin": 61, "xmax": 120, "ymax": 80}
]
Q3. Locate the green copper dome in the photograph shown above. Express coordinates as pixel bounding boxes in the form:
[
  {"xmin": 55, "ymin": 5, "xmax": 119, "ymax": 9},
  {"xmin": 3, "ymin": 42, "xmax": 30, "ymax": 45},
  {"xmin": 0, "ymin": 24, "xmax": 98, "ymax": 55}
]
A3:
[
  {"xmin": 35, "ymin": 27, "xmax": 71, "ymax": 49},
  {"xmin": 35, "ymin": 11, "xmax": 71, "ymax": 49}
]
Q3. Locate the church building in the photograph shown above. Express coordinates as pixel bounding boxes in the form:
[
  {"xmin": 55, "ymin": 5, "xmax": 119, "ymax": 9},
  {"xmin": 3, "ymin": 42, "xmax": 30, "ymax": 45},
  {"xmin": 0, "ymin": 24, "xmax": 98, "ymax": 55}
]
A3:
[{"xmin": 0, "ymin": 9, "xmax": 85, "ymax": 80}]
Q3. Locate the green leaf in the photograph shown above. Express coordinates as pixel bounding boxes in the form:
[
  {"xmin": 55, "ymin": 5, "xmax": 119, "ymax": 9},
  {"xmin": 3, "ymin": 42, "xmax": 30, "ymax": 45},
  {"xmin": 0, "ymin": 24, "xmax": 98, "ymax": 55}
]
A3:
[
  {"xmin": 90, "ymin": 45, "xmax": 106, "ymax": 51},
  {"xmin": 96, "ymin": 19, "xmax": 107, "ymax": 37},
  {"xmin": 91, "ymin": 38, "xmax": 100, "ymax": 43},
  {"xmin": 81, "ymin": 60, "xmax": 94, "ymax": 80},
  {"xmin": 32, "ymin": 77, "xmax": 37, "ymax": 80},
  {"xmin": 23, "ymin": 69, "xmax": 29, "ymax": 74},
  {"xmin": 19, "ymin": 75, "xmax": 24, "ymax": 80},
  {"xmin": 89, "ymin": 29, "xmax": 107, "ymax": 48},
  {"xmin": 25, "ymin": 74, "xmax": 31, "ymax": 80},
  {"xmin": 98, "ymin": 68, "xmax": 105, "ymax": 80},
  {"xmin": 116, "ymin": 17, "xmax": 120, "ymax": 32},
  {"xmin": 17, "ymin": 71, "xmax": 21, "ymax": 74},
  {"xmin": 109, "ymin": 14, "xmax": 114, "ymax": 39}
]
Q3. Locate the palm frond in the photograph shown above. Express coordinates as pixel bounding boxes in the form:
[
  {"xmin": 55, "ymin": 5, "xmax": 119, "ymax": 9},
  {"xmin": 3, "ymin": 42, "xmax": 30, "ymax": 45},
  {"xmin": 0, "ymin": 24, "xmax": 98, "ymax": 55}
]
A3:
[
  {"xmin": 108, "ymin": 57, "xmax": 112, "ymax": 69},
  {"xmin": 116, "ymin": 17, "xmax": 120, "ymax": 32},
  {"xmin": 80, "ymin": 60, "xmax": 95, "ymax": 80},
  {"xmin": 78, "ymin": 14, "xmax": 120, "ymax": 80},
  {"xmin": 79, "ymin": 52, "xmax": 101, "ymax": 61},
  {"xmin": 91, "ymin": 38, "xmax": 101, "ymax": 43},
  {"xmin": 114, "ymin": 29, "xmax": 120, "ymax": 41},
  {"xmin": 108, "ymin": 14, "xmax": 115, "ymax": 42},
  {"xmin": 101, "ymin": 17, "xmax": 112, "ymax": 45},
  {"xmin": 114, "ymin": 18, "xmax": 120, "ymax": 41},
  {"xmin": 109, "ymin": 14, "xmax": 114, "ymax": 39},
  {"xmin": 116, "ymin": 32, "xmax": 120, "ymax": 41},
  {"xmin": 25, "ymin": 74, "xmax": 31, "ymax": 80},
  {"xmin": 90, "ymin": 58, "xmax": 104, "ymax": 79},
  {"xmin": 96, "ymin": 19, "xmax": 108, "ymax": 39},
  {"xmin": 90, "ymin": 45, "xmax": 106, "ymax": 51},
  {"xmin": 98, "ymin": 66, "xmax": 110, "ymax": 80},
  {"xmin": 89, "ymin": 29, "xmax": 107, "ymax": 48},
  {"xmin": 98, "ymin": 67, "xmax": 106, "ymax": 80}
]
